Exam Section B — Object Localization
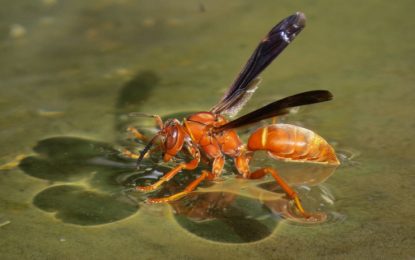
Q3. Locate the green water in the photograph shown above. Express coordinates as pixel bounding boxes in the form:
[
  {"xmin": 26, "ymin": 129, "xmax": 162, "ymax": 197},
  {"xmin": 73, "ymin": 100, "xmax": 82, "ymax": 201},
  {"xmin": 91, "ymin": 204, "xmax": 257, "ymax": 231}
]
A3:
[{"xmin": 1, "ymin": 0, "xmax": 414, "ymax": 259}]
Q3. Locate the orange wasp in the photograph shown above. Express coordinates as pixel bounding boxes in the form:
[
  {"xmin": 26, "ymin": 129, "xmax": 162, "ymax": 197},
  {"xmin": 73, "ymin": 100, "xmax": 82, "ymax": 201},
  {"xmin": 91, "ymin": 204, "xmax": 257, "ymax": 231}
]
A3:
[{"xmin": 126, "ymin": 12, "xmax": 339, "ymax": 218}]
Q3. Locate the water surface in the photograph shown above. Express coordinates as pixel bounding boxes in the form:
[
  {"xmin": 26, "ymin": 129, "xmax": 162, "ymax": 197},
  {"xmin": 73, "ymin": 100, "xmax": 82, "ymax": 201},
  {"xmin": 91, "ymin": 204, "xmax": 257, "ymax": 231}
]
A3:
[{"xmin": 0, "ymin": 0, "xmax": 414, "ymax": 259}]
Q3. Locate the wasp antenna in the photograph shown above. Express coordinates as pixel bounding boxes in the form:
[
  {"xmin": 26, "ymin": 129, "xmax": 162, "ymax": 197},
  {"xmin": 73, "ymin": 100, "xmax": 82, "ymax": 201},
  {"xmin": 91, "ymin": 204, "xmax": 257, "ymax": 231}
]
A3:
[
  {"xmin": 136, "ymin": 135, "xmax": 159, "ymax": 169},
  {"xmin": 128, "ymin": 113, "xmax": 163, "ymax": 129},
  {"xmin": 128, "ymin": 112, "xmax": 155, "ymax": 117}
]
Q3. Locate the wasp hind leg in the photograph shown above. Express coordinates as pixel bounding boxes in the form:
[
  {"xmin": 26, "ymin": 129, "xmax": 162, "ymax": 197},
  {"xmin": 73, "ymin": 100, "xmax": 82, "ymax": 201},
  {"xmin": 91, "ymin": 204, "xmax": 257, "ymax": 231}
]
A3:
[{"xmin": 249, "ymin": 167, "xmax": 311, "ymax": 218}]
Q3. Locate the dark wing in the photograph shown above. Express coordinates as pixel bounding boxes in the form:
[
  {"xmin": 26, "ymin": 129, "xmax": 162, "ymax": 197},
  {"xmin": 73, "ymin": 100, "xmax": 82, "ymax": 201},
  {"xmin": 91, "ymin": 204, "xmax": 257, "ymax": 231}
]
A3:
[
  {"xmin": 213, "ymin": 90, "xmax": 333, "ymax": 133},
  {"xmin": 210, "ymin": 12, "xmax": 306, "ymax": 116}
]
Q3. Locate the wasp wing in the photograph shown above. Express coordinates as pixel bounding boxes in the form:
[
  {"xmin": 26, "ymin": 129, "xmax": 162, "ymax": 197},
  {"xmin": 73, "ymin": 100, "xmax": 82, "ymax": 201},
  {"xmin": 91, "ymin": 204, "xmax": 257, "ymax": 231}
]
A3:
[
  {"xmin": 210, "ymin": 12, "xmax": 306, "ymax": 116},
  {"xmin": 213, "ymin": 90, "xmax": 333, "ymax": 133},
  {"xmin": 214, "ymin": 77, "xmax": 262, "ymax": 118}
]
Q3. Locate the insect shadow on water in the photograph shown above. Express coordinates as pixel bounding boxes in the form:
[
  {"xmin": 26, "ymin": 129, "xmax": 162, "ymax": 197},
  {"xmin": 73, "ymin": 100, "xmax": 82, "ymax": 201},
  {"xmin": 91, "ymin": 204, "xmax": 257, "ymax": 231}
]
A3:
[
  {"xmin": 19, "ymin": 136, "xmax": 139, "ymax": 226},
  {"xmin": 16, "ymin": 70, "xmax": 205, "ymax": 226},
  {"xmin": 115, "ymin": 70, "xmax": 159, "ymax": 138},
  {"xmin": 16, "ymin": 71, "xmax": 163, "ymax": 226}
]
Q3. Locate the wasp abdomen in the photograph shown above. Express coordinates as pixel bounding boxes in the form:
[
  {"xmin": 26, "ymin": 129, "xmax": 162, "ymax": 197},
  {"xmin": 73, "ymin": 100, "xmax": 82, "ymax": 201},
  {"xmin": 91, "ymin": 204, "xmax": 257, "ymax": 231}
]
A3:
[{"xmin": 247, "ymin": 124, "xmax": 339, "ymax": 165}]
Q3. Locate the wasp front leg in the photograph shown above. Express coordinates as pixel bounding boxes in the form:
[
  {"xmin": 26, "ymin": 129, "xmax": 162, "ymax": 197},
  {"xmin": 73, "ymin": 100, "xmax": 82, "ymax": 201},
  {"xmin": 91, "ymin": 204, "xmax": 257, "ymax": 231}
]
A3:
[
  {"xmin": 123, "ymin": 125, "xmax": 164, "ymax": 160},
  {"xmin": 121, "ymin": 126, "xmax": 149, "ymax": 159},
  {"xmin": 147, "ymin": 155, "xmax": 224, "ymax": 203},
  {"xmin": 126, "ymin": 114, "xmax": 164, "ymax": 141},
  {"xmin": 137, "ymin": 152, "xmax": 200, "ymax": 192},
  {"xmin": 127, "ymin": 126, "xmax": 147, "ymax": 142},
  {"xmin": 122, "ymin": 148, "xmax": 140, "ymax": 159},
  {"xmin": 147, "ymin": 170, "xmax": 215, "ymax": 203},
  {"xmin": 137, "ymin": 140, "xmax": 200, "ymax": 193}
]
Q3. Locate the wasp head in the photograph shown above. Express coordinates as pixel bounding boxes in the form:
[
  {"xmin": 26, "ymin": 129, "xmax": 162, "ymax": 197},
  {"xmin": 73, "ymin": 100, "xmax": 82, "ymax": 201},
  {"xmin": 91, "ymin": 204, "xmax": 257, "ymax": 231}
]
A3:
[{"xmin": 136, "ymin": 118, "xmax": 186, "ymax": 169}]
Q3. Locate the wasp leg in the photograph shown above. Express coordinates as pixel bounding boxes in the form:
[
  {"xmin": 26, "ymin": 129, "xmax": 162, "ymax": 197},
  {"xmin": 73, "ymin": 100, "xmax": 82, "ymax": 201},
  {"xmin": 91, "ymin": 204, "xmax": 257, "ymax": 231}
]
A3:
[
  {"xmin": 235, "ymin": 152, "xmax": 310, "ymax": 218},
  {"xmin": 147, "ymin": 170, "xmax": 215, "ymax": 203},
  {"xmin": 122, "ymin": 149, "xmax": 140, "ymax": 159},
  {"xmin": 127, "ymin": 126, "xmax": 147, "ymax": 141},
  {"xmin": 249, "ymin": 167, "xmax": 310, "ymax": 218},
  {"xmin": 122, "ymin": 148, "xmax": 159, "ymax": 159},
  {"xmin": 123, "ymin": 127, "xmax": 150, "ymax": 160},
  {"xmin": 146, "ymin": 155, "xmax": 223, "ymax": 203},
  {"xmin": 136, "ymin": 148, "xmax": 201, "ymax": 192}
]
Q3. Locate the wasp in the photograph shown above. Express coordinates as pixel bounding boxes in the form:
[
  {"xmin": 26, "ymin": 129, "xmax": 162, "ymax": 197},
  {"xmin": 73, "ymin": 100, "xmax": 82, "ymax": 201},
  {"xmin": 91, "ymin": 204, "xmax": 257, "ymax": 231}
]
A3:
[{"xmin": 125, "ymin": 12, "xmax": 339, "ymax": 218}]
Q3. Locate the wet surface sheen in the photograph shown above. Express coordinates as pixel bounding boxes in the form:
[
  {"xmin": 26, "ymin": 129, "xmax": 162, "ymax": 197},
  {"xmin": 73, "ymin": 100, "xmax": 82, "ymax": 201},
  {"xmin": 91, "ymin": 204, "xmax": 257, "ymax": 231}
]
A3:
[{"xmin": 0, "ymin": 0, "xmax": 414, "ymax": 259}]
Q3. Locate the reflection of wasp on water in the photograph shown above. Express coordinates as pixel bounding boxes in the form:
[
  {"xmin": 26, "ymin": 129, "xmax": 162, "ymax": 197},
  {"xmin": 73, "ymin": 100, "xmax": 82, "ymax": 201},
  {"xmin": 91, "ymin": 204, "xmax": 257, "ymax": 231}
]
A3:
[
  {"xmin": 123, "ymin": 12, "xmax": 339, "ymax": 219},
  {"xmin": 167, "ymin": 163, "xmax": 338, "ymax": 224}
]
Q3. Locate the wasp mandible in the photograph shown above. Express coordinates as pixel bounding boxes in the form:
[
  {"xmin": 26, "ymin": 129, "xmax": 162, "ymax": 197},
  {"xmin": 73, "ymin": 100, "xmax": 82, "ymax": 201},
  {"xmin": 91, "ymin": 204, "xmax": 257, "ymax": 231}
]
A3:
[{"xmin": 124, "ymin": 12, "xmax": 339, "ymax": 218}]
